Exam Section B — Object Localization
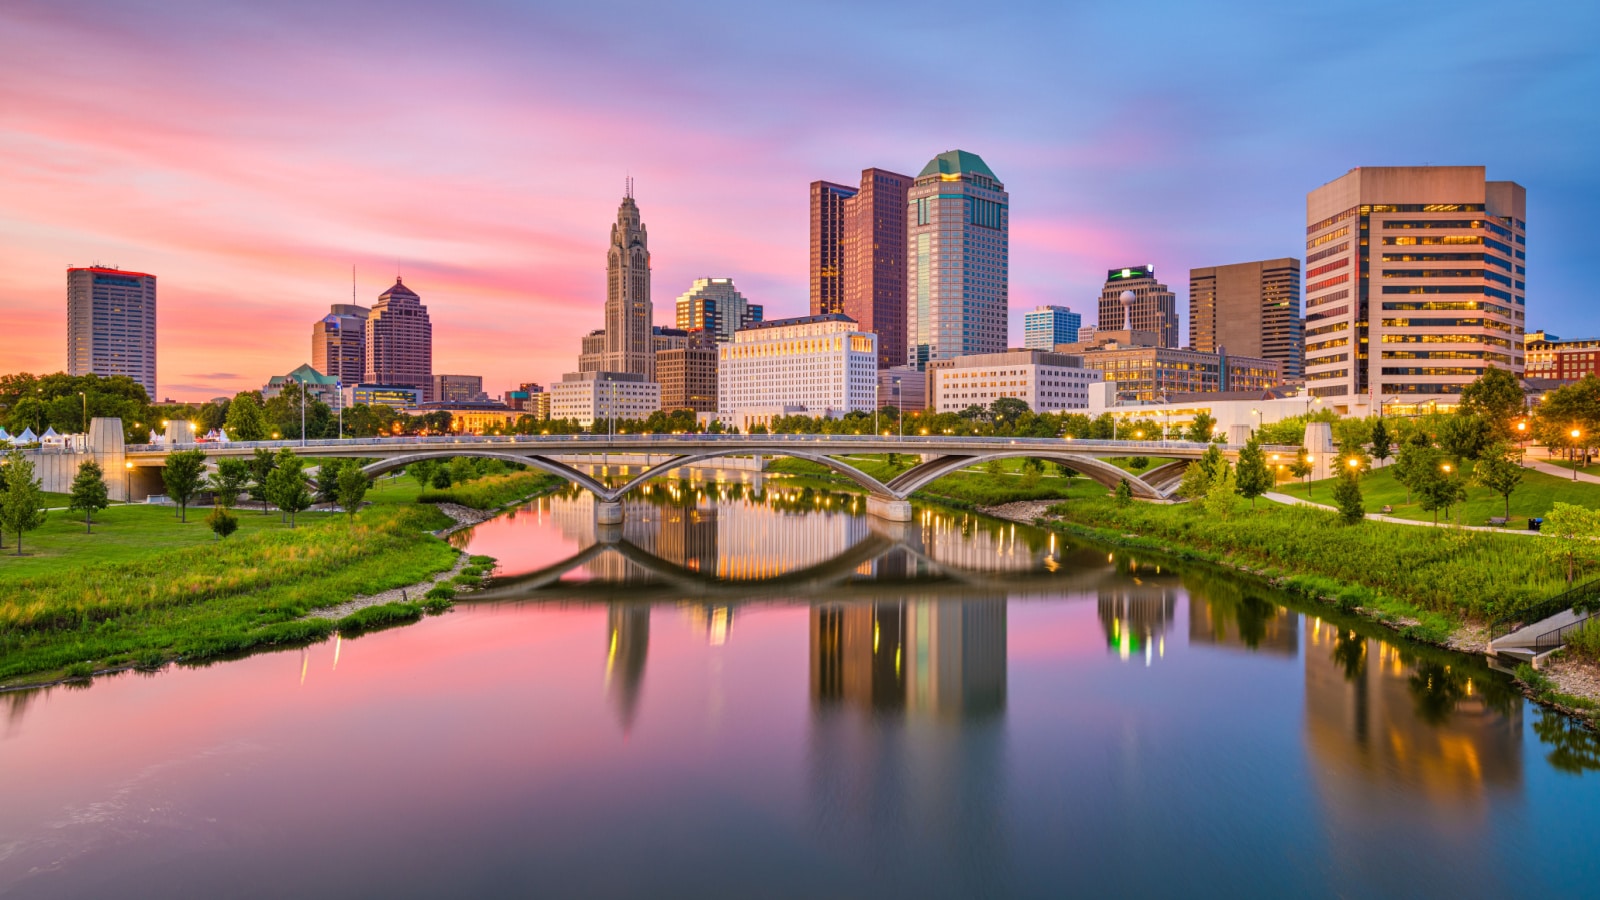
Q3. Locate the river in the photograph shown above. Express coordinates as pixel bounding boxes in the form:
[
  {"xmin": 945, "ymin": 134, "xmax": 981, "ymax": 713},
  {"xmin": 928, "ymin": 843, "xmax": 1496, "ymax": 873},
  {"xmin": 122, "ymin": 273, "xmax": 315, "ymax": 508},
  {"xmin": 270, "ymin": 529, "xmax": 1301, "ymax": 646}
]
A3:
[{"xmin": 2, "ymin": 481, "xmax": 1599, "ymax": 898}]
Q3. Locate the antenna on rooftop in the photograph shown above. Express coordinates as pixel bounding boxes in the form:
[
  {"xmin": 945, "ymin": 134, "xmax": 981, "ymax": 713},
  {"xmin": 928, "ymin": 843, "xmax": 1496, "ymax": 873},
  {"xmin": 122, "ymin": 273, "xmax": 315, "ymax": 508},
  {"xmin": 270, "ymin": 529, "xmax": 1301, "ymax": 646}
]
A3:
[
  {"xmin": 626, "ymin": 175, "xmax": 633, "ymax": 199},
  {"xmin": 352, "ymin": 265, "xmax": 356, "ymax": 303}
]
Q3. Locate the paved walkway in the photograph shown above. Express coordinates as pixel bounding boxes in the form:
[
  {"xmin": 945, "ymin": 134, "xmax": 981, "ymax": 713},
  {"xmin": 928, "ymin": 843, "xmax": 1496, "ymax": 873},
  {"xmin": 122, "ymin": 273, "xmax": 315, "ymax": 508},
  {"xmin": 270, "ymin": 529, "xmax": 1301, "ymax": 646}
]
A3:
[
  {"xmin": 1524, "ymin": 457, "xmax": 1600, "ymax": 485},
  {"xmin": 1264, "ymin": 491, "xmax": 1539, "ymax": 536}
]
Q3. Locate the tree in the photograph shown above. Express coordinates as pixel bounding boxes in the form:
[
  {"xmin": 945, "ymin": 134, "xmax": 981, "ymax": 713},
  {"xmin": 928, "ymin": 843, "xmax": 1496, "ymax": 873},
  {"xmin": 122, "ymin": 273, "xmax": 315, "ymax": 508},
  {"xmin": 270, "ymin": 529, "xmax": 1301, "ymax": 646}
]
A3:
[
  {"xmin": 408, "ymin": 459, "xmax": 439, "ymax": 490},
  {"xmin": 1415, "ymin": 461, "xmax": 1467, "ymax": 526},
  {"xmin": 68, "ymin": 459, "xmax": 109, "ymax": 533},
  {"xmin": 1115, "ymin": 478, "xmax": 1132, "ymax": 506},
  {"xmin": 1459, "ymin": 366, "xmax": 1525, "ymax": 440},
  {"xmin": 1370, "ymin": 418, "xmax": 1392, "ymax": 466},
  {"xmin": 1203, "ymin": 461, "xmax": 1237, "ymax": 519},
  {"xmin": 1128, "ymin": 456, "xmax": 1150, "ymax": 472},
  {"xmin": 209, "ymin": 458, "xmax": 250, "ymax": 509},
  {"xmin": 316, "ymin": 458, "xmax": 346, "ymax": 505},
  {"xmin": 1332, "ymin": 468, "xmax": 1365, "ymax": 524},
  {"xmin": 1234, "ymin": 438, "xmax": 1273, "ymax": 508},
  {"xmin": 1185, "ymin": 413, "xmax": 1217, "ymax": 443},
  {"xmin": 248, "ymin": 448, "xmax": 278, "ymax": 514},
  {"xmin": 1543, "ymin": 503, "xmax": 1600, "ymax": 584},
  {"xmin": 266, "ymin": 458, "xmax": 312, "ymax": 527},
  {"xmin": 1, "ymin": 451, "xmax": 48, "ymax": 555},
  {"xmin": 1438, "ymin": 413, "xmax": 1491, "ymax": 462},
  {"xmin": 207, "ymin": 505, "xmax": 239, "ymax": 541},
  {"xmin": 1288, "ymin": 454, "xmax": 1314, "ymax": 495},
  {"xmin": 431, "ymin": 467, "xmax": 453, "ymax": 489},
  {"xmin": 337, "ymin": 464, "xmax": 370, "ymax": 521},
  {"xmin": 1177, "ymin": 446, "xmax": 1223, "ymax": 500},
  {"xmin": 1473, "ymin": 443, "xmax": 1523, "ymax": 520},
  {"xmin": 162, "ymin": 449, "xmax": 208, "ymax": 523},
  {"xmin": 224, "ymin": 391, "xmax": 268, "ymax": 441}
]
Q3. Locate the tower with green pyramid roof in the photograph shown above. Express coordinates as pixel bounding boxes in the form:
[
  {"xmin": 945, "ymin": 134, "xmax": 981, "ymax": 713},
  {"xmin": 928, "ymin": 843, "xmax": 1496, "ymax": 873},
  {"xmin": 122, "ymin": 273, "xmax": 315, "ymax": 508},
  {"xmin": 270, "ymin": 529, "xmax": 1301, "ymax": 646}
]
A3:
[{"xmin": 906, "ymin": 150, "xmax": 1009, "ymax": 369}]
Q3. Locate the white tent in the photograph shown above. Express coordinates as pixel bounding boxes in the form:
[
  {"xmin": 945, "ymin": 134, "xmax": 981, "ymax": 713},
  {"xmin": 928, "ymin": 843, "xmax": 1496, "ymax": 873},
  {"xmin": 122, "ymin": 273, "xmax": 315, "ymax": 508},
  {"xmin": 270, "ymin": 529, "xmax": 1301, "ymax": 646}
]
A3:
[
  {"xmin": 17, "ymin": 427, "xmax": 37, "ymax": 443},
  {"xmin": 217, "ymin": 428, "xmax": 231, "ymax": 442}
]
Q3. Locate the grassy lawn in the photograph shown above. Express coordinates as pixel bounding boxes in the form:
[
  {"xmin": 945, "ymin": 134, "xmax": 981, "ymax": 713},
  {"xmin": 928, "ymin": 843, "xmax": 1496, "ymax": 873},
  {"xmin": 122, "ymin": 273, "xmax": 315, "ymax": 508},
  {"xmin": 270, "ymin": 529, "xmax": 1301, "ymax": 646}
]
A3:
[
  {"xmin": 1276, "ymin": 463, "xmax": 1600, "ymax": 527},
  {"xmin": 1036, "ymin": 491, "xmax": 1579, "ymax": 640},
  {"xmin": 766, "ymin": 454, "xmax": 1117, "ymax": 507}
]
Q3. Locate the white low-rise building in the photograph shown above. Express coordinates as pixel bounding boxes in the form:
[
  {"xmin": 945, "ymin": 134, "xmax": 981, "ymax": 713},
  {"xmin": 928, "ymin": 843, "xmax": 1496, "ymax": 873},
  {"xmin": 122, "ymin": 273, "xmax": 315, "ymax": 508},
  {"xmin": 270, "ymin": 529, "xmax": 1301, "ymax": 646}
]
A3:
[
  {"xmin": 928, "ymin": 349, "xmax": 1102, "ymax": 414},
  {"xmin": 1087, "ymin": 382, "xmax": 1312, "ymax": 437},
  {"xmin": 718, "ymin": 314, "xmax": 877, "ymax": 421},
  {"xmin": 551, "ymin": 371, "xmax": 660, "ymax": 426}
]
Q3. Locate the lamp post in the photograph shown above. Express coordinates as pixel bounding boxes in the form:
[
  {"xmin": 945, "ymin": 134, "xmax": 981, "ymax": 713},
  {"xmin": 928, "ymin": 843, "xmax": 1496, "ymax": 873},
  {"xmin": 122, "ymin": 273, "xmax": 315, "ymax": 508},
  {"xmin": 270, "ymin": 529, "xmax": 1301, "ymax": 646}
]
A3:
[
  {"xmin": 1572, "ymin": 428, "xmax": 1582, "ymax": 481},
  {"xmin": 125, "ymin": 461, "xmax": 132, "ymax": 502},
  {"xmin": 78, "ymin": 391, "xmax": 87, "ymax": 434},
  {"xmin": 1515, "ymin": 420, "xmax": 1527, "ymax": 464},
  {"xmin": 300, "ymin": 380, "xmax": 306, "ymax": 447},
  {"xmin": 893, "ymin": 376, "xmax": 903, "ymax": 442},
  {"xmin": 336, "ymin": 379, "xmax": 343, "ymax": 441}
]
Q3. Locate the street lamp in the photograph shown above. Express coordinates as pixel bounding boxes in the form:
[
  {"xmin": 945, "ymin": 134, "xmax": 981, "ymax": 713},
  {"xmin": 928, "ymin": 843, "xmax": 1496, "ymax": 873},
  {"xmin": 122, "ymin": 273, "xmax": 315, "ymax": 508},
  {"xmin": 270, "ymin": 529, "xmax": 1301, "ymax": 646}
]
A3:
[
  {"xmin": 125, "ymin": 461, "xmax": 132, "ymax": 501},
  {"xmin": 1515, "ymin": 420, "xmax": 1528, "ymax": 464},
  {"xmin": 1571, "ymin": 428, "xmax": 1582, "ymax": 481},
  {"xmin": 78, "ymin": 391, "xmax": 87, "ymax": 434}
]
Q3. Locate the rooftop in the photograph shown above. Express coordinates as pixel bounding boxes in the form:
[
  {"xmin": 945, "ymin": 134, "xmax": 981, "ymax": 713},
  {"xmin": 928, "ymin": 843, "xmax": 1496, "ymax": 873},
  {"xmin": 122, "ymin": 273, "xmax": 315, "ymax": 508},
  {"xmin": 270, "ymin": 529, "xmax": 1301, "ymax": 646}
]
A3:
[
  {"xmin": 739, "ymin": 313, "xmax": 857, "ymax": 331},
  {"xmin": 917, "ymin": 150, "xmax": 997, "ymax": 180}
]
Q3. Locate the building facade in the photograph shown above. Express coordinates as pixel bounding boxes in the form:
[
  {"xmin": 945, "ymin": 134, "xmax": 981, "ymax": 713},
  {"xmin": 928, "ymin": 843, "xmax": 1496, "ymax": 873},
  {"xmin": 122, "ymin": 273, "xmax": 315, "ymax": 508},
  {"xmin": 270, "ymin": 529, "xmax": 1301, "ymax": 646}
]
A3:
[
  {"xmin": 809, "ymin": 181, "xmax": 857, "ymax": 315},
  {"xmin": 843, "ymin": 168, "xmax": 913, "ymax": 369},
  {"xmin": 432, "ymin": 374, "xmax": 485, "ymax": 404},
  {"xmin": 311, "ymin": 304, "xmax": 369, "ymax": 386},
  {"xmin": 927, "ymin": 349, "xmax": 1101, "ymax": 414},
  {"xmin": 1189, "ymin": 259, "xmax": 1304, "ymax": 381},
  {"xmin": 408, "ymin": 401, "xmax": 518, "ymax": 434},
  {"xmin": 1023, "ymin": 305, "xmax": 1083, "ymax": 351},
  {"xmin": 598, "ymin": 187, "xmax": 655, "ymax": 379},
  {"xmin": 1304, "ymin": 166, "xmax": 1526, "ymax": 409},
  {"xmin": 67, "ymin": 266, "xmax": 158, "ymax": 400},
  {"xmin": 876, "ymin": 366, "xmax": 926, "ymax": 414},
  {"xmin": 364, "ymin": 277, "xmax": 433, "ymax": 400},
  {"xmin": 551, "ymin": 371, "xmax": 660, "ymax": 427},
  {"xmin": 1098, "ymin": 266, "xmax": 1179, "ymax": 349},
  {"xmin": 263, "ymin": 363, "xmax": 342, "ymax": 408},
  {"xmin": 1057, "ymin": 330, "xmax": 1281, "ymax": 401},
  {"xmin": 717, "ymin": 314, "xmax": 878, "ymax": 420},
  {"xmin": 675, "ymin": 277, "xmax": 763, "ymax": 342},
  {"xmin": 657, "ymin": 330, "xmax": 719, "ymax": 413},
  {"xmin": 1525, "ymin": 331, "xmax": 1600, "ymax": 383},
  {"xmin": 344, "ymin": 383, "xmax": 422, "ymax": 408},
  {"xmin": 906, "ymin": 150, "xmax": 1009, "ymax": 369}
]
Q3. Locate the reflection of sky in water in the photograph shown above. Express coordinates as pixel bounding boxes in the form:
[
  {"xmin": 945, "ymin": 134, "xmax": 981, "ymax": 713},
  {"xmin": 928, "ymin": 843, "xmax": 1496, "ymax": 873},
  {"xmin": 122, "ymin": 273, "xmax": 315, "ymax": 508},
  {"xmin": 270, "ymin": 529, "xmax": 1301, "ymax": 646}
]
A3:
[{"xmin": 2, "ymin": 493, "xmax": 1599, "ymax": 897}]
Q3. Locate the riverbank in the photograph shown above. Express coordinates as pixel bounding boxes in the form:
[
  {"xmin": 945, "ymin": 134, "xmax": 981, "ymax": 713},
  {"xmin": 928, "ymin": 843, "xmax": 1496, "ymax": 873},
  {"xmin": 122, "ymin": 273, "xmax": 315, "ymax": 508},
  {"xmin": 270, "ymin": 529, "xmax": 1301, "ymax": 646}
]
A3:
[
  {"xmin": 0, "ymin": 472, "xmax": 561, "ymax": 691},
  {"xmin": 980, "ymin": 498, "xmax": 1600, "ymax": 725}
]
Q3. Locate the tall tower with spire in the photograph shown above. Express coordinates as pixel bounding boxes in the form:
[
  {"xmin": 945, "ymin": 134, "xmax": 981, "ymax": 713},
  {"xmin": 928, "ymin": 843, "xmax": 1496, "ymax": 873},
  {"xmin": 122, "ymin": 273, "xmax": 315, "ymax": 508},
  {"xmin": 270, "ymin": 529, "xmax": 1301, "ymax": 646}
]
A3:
[{"xmin": 599, "ymin": 181, "xmax": 655, "ymax": 378}]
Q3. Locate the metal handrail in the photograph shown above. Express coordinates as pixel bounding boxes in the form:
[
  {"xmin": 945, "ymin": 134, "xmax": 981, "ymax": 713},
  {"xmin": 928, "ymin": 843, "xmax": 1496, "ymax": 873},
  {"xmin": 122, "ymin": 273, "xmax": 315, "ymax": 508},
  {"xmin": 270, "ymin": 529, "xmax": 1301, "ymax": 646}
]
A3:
[
  {"xmin": 1490, "ymin": 575, "xmax": 1600, "ymax": 638},
  {"xmin": 1534, "ymin": 608, "xmax": 1600, "ymax": 650}
]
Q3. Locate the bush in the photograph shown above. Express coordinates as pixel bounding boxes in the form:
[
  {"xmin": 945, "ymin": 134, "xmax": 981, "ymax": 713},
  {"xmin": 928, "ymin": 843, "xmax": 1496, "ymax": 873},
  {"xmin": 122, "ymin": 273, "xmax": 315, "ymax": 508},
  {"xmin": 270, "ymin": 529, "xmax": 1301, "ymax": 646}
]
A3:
[
  {"xmin": 425, "ymin": 584, "xmax": 456, "ymax": 601},
  {"xmin": 1565, "ymin": 618, "xmax": 1600, "ymax": 663},
  {"xmin": 420, "ymin": 472, "xmax": 562, "ymax": 510},
  {"xmin": 336, "ymin": 602, "xmax": 423, "ymax": 634}
]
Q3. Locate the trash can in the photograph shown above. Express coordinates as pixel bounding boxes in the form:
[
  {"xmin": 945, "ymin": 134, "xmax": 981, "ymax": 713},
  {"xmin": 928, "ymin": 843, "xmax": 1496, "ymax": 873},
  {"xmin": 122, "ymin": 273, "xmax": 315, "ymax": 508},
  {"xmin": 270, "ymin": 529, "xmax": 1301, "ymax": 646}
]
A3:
[{"xmin": 1529, "ymin": 517, "xmax": 1544, "ymax": 532}]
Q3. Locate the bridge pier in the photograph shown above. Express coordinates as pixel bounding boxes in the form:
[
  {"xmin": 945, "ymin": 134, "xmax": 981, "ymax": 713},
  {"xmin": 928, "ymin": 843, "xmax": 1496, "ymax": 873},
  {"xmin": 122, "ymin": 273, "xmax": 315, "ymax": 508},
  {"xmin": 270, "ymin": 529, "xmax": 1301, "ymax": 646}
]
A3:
[
  {"xmin": 866, "ymin": 496, "xmax": 913, "ymax": 522},
  {"xmin": 595, "ymin": 501, "xmax": 624, "ymax": 525}
]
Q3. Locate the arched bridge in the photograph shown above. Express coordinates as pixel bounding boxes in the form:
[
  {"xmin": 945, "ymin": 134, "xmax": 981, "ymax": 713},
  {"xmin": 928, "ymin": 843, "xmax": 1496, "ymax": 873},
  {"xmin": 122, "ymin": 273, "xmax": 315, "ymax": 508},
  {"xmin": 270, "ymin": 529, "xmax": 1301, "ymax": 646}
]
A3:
[{"xmin": 123, "ymin": 433, "xmax": 1296, "ymax": 521}]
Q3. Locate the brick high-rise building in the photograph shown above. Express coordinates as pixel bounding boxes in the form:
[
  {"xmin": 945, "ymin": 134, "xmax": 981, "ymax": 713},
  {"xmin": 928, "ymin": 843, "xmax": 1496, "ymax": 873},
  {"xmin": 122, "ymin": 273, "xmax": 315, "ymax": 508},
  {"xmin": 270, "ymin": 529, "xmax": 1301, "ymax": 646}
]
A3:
[
  {"xmin": 842, "ymin": 168, "xmax": 912, "ymax": 368},
  {"xmin": 311, "ymin": 303, "xmax": 369, "ymax": 386},
  {"xmin": 1189, "ymin": 259, "xmax": 1304, "ymax": 380},
  {"xmin": 364, "ymin": 277, "xmax": 433, "ymax": 400},
  {"xmin": 1098, "ymin": 266, "xmax": 1178, "ymax": 349},
  {"xmin": 809, "ymin": 181, "xmax": 857, "ymax": 315},
  {"xmin": 1304, "ymin": 166, "xmax": 1525, "ymax": 410},
  {"xmin": 907, "ymin": 150, "xmax": 1009, "ymax": 369},
  {"xmin": 656, "ymin": 328, "xmax": 719, "ymax": 413},
  {"xmin": 67, "ymin": 266, "xmax": 157, "ymax": 399}
]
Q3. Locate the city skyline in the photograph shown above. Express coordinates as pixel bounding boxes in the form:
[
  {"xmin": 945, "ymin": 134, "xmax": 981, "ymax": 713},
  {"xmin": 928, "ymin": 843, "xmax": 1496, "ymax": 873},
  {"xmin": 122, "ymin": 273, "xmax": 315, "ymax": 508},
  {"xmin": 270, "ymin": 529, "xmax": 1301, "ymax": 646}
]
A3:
[{"xmin": 2, "ymin": 1, "xmax": 1596, "ymax": 398}]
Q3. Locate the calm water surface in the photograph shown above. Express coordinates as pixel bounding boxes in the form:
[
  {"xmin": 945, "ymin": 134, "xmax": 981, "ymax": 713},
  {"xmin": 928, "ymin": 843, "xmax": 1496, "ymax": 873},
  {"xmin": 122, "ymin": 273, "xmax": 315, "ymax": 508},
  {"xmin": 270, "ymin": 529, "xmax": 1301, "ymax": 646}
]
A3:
[{"xmin": 3, "ymin": 482, "xmax": 1600, "ymax": 898}]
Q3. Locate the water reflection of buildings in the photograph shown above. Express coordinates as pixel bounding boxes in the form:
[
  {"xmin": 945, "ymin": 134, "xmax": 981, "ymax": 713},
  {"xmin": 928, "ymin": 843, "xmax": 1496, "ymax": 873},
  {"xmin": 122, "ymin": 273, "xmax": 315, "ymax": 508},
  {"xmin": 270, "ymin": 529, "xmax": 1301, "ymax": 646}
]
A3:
[
  {"xmin": 1097, "ymin": 579, "xmax": 1177, "ymax": 666},
  {"xmin": 811, "ymin": 598, "xmax": 1006, "ymax": 718},
  {"xmin": 605, "ymin": 604, "xmax": 650, "ymax": 732},
  {"xmin": 1303, "ymin": 616, "xmax": 1521, "ymax": 819}
]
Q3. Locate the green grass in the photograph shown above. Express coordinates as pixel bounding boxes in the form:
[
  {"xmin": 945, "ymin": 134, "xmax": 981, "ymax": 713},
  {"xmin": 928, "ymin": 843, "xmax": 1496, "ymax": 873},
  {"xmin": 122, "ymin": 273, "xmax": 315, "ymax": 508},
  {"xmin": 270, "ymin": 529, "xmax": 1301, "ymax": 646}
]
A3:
[
  {"xmin": 1036, "ymin": 491, "xmax": 1575, "ymax": 635},
  {"xmin": 0, "ymin": 473, "xmax": 458, "ymax": 686},
  {"xmin": 419, "ymin": 471, "xmax": 564, "ymax": 509},
  {"xmin": 1277, "ymin": 463, "xmax": 1600, "ymax": 526},
  {"xmin": 1540, "ymin": 457, "xmax": 1600, "ymax": 476}
]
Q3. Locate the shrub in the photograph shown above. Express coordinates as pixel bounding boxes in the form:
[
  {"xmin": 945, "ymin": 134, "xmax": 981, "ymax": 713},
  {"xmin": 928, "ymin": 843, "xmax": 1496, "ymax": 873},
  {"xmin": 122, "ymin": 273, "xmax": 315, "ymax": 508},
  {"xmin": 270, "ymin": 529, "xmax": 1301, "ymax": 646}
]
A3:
[
  {"xmin": 425, "ymin": 585, "xmax": 456, "ymax": 601},
  {"xmin": 337, "ymin": 602, "xmax": 423, "ymax": 634}
]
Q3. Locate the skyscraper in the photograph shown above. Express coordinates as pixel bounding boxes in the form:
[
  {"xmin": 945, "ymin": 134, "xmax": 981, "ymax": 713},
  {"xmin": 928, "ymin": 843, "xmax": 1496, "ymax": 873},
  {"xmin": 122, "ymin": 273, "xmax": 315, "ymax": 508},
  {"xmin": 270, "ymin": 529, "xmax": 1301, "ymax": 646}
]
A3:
[
  {"xmin": 1189, "ymin": 259, "xmax": 1304, "ymax": 380},
  {"xmin": 311, "ymin": 303, "xmax": 369, "ymax": 386},
  {"xmin": 1023, "ymin": 305, "xmax": 1083, "ymax": 351},
  {"xmin": 364, "ymin": 277, "xmax": 433, "ymax": 400},
  {"xmin": 906, "ymin": 150, "xmax": 1009, "ymax": 369},
  {"xmin": 842, "ymin": 168, "xmax": 913, "ymax": 369},
  {"xmin": 674, "ymin": 277, "xmax": 763, "ymax": 341},
  {"xmin": 809, "ymin": 181, "xmax": 857, "ymax": 315},
  {"xmin": 1304, "ymin": 166, "xmax": 1525, "ymax": 409},
  {"xmin": 67, "ymin": 266, "xmax": 157, "ymax": 399},
  {"xmin": 1098, "ymin": 266, "xmax": 1179, "ymax": 348},
  {"xmin": 600, "ymin": 185, "xmax": 655, "ymax": 379}
]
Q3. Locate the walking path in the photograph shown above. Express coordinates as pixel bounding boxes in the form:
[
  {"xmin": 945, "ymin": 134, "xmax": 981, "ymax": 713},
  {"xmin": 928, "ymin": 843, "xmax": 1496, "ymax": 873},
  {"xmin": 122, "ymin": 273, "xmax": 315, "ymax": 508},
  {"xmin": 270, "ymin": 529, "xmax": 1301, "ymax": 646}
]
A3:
[
  {"xmin": 1524, "ymin": 457, "xmax": 1600, "ymax": 485},
  {"xmin": 1263, "ymin": 491, "xmax": 1539, "ymax": 535}
]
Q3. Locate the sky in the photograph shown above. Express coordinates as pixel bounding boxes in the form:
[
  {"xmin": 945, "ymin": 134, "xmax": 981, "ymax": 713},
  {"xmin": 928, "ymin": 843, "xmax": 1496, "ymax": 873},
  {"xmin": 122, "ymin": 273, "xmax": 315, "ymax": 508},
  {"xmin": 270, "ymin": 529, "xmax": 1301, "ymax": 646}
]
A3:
[{"xmin": 2, "ymin": 0, "xmax": 1596, "ymax": 400}]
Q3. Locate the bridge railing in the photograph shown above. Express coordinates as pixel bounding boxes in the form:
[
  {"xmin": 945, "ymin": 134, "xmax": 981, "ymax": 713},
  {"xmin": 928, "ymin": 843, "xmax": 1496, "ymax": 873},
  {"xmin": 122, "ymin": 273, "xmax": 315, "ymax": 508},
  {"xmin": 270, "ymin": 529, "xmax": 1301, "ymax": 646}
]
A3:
[{"xmin": 127, "ymin": 433, "xmax": 1296, "ymax": 455}]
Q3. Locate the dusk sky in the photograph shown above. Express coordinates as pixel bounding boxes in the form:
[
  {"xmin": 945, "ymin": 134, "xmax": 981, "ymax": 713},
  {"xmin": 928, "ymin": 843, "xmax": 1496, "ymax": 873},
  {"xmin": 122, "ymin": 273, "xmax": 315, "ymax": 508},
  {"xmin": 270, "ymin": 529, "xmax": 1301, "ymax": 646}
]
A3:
[{"xmin": 2, "ymin": 0, "xmax": 1596, "ymax": 400}]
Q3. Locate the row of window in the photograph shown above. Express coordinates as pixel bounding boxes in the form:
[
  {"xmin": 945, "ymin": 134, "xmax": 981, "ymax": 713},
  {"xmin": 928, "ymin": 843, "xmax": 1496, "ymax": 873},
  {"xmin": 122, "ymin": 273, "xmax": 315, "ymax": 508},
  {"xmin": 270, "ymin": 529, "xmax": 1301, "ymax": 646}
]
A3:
[
  {"xmin": 1382, "ymin": 235, "xmax": 1481, "ymax": 246},
  {"xmin": 1381, "ymin": 350, "xmax": 1513, "ymax": 363},
  {"xmin": 1307, "ymin": 273, "xmax": 1350, "ymax": 293},
  {"xmin": 1382, "ymin": 317, "xmax": 1516, "ymax": 333},
  {"xmin": 1307, "ymin": 242, "xmax": 1350, "ymax": 264}
]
